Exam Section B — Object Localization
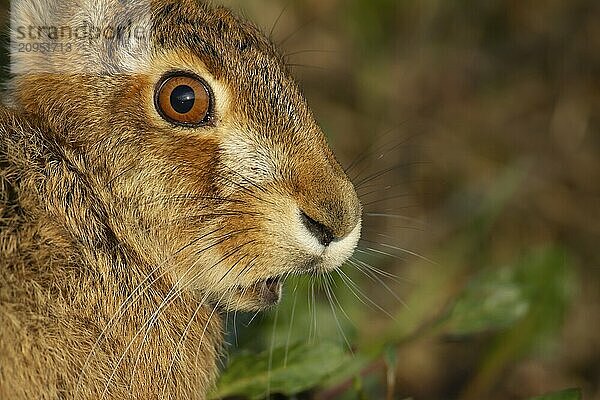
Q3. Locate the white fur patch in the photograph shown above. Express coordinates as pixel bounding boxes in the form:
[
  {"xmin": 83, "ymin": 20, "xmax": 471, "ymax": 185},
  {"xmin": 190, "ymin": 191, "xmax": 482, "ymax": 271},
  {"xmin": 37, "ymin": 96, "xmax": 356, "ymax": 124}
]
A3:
[
  {"xmin": 294, "ymin": 210, "xmax": 362, "ymax": 271},
  {"xmin": 10, "ymin": 0, "xmax": 153, "ymax": 74},
  {"xmin": 322, "ymin": 221, "xmax": 362, "ymax": 270}
]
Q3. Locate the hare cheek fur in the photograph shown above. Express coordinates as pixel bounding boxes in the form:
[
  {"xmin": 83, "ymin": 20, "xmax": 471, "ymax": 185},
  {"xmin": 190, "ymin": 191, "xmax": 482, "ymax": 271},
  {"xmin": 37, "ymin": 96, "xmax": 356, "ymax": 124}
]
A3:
[{"xmin": 1, "ymin": 0, "xmax": 361, "ymax": 398}]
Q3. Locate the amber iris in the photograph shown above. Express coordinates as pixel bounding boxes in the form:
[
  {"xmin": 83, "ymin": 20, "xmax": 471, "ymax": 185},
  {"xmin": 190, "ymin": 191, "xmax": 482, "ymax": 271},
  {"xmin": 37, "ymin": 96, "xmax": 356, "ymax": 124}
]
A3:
[{"xmin": 155, "ymin": 74, "xmax": 212, "ymax": 126}]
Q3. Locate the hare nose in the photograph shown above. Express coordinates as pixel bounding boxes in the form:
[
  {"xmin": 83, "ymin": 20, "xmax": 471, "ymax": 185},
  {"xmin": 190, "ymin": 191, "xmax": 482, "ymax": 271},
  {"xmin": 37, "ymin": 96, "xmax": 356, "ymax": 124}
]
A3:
[{"xmin": 300, "ymin": 211, "xmax": 335, "ymax": 247}]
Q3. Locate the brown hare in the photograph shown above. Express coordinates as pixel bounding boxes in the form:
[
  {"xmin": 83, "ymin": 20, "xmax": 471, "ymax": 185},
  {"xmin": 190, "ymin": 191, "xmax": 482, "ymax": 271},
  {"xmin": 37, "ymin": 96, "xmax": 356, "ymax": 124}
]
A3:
[{"xmin": 0, "ymin": 0, "xmax": 361, "ymax": 398}]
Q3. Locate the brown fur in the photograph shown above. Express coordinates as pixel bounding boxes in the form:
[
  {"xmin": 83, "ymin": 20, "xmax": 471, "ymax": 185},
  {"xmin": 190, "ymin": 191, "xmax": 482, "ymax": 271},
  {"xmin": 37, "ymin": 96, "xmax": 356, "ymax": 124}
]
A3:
[{"xmin": 0, "ymin": 0, "xmax": 361, "ymax": 399}]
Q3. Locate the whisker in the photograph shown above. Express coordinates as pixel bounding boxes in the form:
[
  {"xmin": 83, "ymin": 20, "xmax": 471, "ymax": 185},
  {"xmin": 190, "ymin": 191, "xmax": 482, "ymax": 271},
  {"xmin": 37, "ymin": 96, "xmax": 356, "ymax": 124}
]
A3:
[
  {"xmin": 216, "ymin": 243, "xmax": 256, "ymax": 285},
  {"xmin": 191, "ymin": 292, "xmax": 227, "ymax": 375},
  {"xmin": 336, "ymin": 269, "xmax": 398, "ymax": 322},
  {"xmin": 348, "ymin": 259, "xmax": 409, "ymax": 310},
  {"xmin": 123, "ymin": 193, "xmax": 249, "ymax": 208},
  {"xmin": 360, "ymin": 194, "xmax": 414, "ymax": 208},
  {"xmin": 309, "ymin": 277, "xmax": 317, "ymax": 343},
  {"xmin": 357, "ymin": 186, "xmax": 394, "ymax": 198},
  {"xmin": 351, "ymin": 252, "xmax": 408, "ymax": 283},
  {"xmin": 278, "ymin": 18, "xmax": 316, "ymax": 47},
  {"xmin": 322, "ymin": 273, "xmax": 355, "ymax": 324},
  {"xmin": 104, "ymin": 267, "xmax": 201, "ymax": 398},
  {"xmin": 347, "ymin": 127, "xmax": 430, "ymax": 182},
  {"xmin": 269, "ymin": 0, "xmax": 291, "ymax": 40},
  {"xmin": 220, "ymin": 163, "xmax": 272, "ymax": 197},
  {"xmin": 362, "ymin": 224, "xmax": 425, "ymax": 234},
  {"xmin": 218, "ymin": 173, "xmax": 275, "ymax": 206},
  {"xmin": 284, "ymin": 49, "xmax": 338, "ymax": 57},
  {"xmin": 245, "ymin": 310, "xmax": 262, "ymax": 327},
  {"xmin": 103, "ymin": 162, "xmax": 140, "ymax": 190},
  {"xmin": 100, "ymin": 228, "xmax": 252, "ymax": 398},
  {"xmin": 365, "ymin": 212, "xmax": 425, "ymax": 225},
  {"xmin": 357, "ymin": 177, "xmax": 432, "ymax": 197},
  {"xmin": 74, "ymin": 226, "xmax": 227, "ymax": 398},
  {"xmin": 100, "ymin": 283, "xmax": 184, "ymax": 400},
  {"xmin": 343, "ymin": 123, "xmax": 418, "ymax": 177},
  {"xmin": 335, "ymin": 269, "xmax": 369, "ymax": 308},
  {"xmin": 234, "ymin": 255, "xmax": 260, "ymax": 280},
  {"xmin": 286, "ymin": 63, "xmax": 328, "ymax": 71},
  {"xmin": 283, "ymin": 278, "xmax": 299, "ymax": 367},
  {"xmin": 322, "ymin": 274, "xmax": 354, "ymax": 354},
  {"xmin": 133, "ymin": 211, "xmax": 262, "ymax": 237},
  {"xmin": 159, "ymin": 251, "xmax": 251, "ymax": 398},
  {"xmin": 355, "ymin": 161, "xmax": 430, "ymax": 189},
  {"xmin": 158, "ymin": 291, "xmax": 210, "ymax": 399},
  {"xmin": 360, "ymin": 239, "xmax": 438, "ymax": 265},
  {"xmin": 266, "ymin": 305, "xmax": 280, "ymax": 399}
]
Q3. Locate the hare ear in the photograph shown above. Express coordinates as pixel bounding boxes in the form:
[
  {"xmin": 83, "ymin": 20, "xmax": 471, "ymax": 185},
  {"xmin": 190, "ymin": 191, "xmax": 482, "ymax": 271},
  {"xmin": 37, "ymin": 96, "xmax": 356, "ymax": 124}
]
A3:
[{"xmin": 10, "ymin": 0, "xmax": 152, "ymax": 75}]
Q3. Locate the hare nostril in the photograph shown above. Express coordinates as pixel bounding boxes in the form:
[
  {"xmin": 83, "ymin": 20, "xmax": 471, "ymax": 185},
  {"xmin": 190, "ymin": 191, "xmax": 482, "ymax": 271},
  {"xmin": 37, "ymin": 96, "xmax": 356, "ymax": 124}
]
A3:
[{"xmin": 300, "ymin": 211, "xmax": 335, "ymax": 247}]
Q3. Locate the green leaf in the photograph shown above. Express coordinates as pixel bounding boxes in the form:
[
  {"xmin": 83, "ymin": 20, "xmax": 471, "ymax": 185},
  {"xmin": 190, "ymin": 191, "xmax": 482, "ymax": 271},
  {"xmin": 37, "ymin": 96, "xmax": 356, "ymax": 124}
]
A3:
[
  {"xmin": 528, "ymin": 388, "xmax": 582, "ymax": 400},
  {"xmin": 444, "ymin": 246, "xmax": 574, "ymax": 338},
  {"xmin": 210, "ymin": 342, "xmax": 350, "ymax": 400},
  {"xmin": 460, "ymin": 247, "xmax": 576, "ymax": 398},
  {"xmin": 445, "ymin": 266, "xmax": 530, "ymax": 335}
]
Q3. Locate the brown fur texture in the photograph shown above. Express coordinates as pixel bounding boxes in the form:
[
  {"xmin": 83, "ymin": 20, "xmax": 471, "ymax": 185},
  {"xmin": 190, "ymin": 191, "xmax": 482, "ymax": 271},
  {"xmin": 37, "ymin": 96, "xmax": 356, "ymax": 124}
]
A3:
[{"xmin": 0, "ymin": 0, "xmax": 361, "ymax": 399}]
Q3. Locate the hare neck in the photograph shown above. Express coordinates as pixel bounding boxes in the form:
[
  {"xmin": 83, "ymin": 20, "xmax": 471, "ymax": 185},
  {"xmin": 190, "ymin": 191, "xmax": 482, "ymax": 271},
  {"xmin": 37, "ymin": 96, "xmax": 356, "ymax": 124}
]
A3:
[{"xmin": 0, "ymin": 107, "xmax": 223, "ymax": 397}]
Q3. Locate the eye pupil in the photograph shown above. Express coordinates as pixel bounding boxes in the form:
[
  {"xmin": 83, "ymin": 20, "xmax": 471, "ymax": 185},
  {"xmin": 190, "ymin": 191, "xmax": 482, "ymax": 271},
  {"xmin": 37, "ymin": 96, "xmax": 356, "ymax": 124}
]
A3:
[{"xmin": 170, "ymin": 85, "xmax": 195, "ymax": 114}]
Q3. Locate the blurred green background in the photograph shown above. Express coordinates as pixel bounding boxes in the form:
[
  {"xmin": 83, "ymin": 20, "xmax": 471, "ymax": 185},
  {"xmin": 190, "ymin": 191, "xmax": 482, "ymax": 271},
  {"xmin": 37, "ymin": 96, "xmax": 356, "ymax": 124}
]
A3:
[{"xmin": 1, "ymin": 0, "xmax": 598, "ymax": 399}]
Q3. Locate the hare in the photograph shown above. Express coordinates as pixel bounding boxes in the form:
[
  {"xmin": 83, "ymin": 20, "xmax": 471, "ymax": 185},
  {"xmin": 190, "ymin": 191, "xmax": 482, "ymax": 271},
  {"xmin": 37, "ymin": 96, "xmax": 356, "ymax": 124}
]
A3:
[{"xmin": 0, "ymin": 0, "xmax": 361, "ymax": 399}]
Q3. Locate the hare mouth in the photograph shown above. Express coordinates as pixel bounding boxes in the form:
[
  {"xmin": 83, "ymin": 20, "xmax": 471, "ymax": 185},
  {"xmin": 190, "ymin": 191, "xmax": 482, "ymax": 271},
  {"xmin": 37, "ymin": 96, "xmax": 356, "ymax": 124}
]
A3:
[{"xmin": 238, "ymin": 276, "xmax": 283, "ymax": 305}]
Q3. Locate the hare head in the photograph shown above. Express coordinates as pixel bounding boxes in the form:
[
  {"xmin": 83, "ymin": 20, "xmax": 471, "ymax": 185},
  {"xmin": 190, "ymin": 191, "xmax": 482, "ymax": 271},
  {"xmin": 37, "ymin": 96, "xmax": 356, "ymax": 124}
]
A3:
[{"xmin": 9, "ymin": 0, "xmax": 361, "ymax": 311}]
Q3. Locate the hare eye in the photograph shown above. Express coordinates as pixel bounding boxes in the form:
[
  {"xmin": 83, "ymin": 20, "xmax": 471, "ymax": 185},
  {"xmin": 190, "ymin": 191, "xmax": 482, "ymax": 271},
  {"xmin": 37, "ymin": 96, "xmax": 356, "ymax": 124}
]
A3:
[{"xmin": 155, "ymin": 73, "xmax": 213, "ymax": 126}]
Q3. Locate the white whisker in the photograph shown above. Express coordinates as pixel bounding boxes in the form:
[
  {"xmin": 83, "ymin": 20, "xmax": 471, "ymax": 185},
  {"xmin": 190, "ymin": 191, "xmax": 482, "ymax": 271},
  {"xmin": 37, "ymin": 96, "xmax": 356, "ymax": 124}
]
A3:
[
  {"xmin": 336, "ymin": 269, "xmax": 398, "ymax": 322},
  {"xmin": 360, "ymin": 239, "xmax": 438, "ymax": 266},
  {"xmin": 351, "ymin": 252, "xmax": 411, "ymax": 283},
  {"xmin": 348, "ymin": 259, "xmax": 409, "ymax": 310},
  {"xmin": 322, "ymin": 274, "xmax": 354, "ymax": 354},
  {"xmin": 266, "ymin": 305, "xmax": 280, "ymax": 399},
  {"xmin": 74, "ymin": 227, "xmax": 225, "ymax": 399},
  {"xmin": 283, "ymin": 279, "xmax": 299, "ymax": 368}
]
